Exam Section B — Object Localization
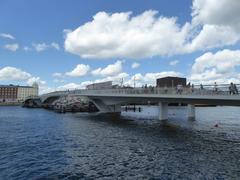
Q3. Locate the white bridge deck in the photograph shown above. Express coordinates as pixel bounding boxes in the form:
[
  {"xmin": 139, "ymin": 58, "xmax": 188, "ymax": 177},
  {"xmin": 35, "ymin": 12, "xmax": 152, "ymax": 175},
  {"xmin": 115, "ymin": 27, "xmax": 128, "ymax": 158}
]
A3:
[{"xmin": 23, "ymin": 85, "xmax": 240, "ymax": 120}]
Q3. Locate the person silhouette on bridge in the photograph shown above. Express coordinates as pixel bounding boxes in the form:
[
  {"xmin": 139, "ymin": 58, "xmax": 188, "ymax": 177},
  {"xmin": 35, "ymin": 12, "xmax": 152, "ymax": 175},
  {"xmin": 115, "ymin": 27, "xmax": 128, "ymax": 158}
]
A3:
[
  {"xmin": 229, "ymin": 82, "xmax": 234, "ymax": 95},
  {"xmin": 234, "ymin": 84, "xmax": 238, "ymax": 95},
  {"xmin": 214, "ymin": 82, "xmax": 218, "ymax": 92}
]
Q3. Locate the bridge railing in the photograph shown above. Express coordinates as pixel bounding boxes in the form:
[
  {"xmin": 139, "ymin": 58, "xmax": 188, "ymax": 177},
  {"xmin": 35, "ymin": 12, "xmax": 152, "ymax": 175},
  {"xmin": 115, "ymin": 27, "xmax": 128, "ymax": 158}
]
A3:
[{"xmin": 70, "ymin": 84, "xmax": 239, "ymax": 96}]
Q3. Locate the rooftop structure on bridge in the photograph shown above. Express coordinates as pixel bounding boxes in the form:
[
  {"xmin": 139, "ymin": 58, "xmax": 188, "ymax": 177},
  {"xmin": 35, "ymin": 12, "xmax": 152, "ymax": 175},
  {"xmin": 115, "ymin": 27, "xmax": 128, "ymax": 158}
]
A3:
[
  {"xmin": 86, "ymin": 81, "xmax": 113, "ymax": 90},
  {"xmin": 156, "ymin": 76, "xmax": 186, "ymax": 88}
]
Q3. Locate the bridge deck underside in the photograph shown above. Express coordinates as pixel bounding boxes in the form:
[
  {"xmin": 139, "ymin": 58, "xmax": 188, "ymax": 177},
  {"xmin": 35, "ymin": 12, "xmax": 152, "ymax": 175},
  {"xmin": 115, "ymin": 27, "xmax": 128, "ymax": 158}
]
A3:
[{"xmin": 82, "ymin": 94, "xmax": 240, "ymax": 106}]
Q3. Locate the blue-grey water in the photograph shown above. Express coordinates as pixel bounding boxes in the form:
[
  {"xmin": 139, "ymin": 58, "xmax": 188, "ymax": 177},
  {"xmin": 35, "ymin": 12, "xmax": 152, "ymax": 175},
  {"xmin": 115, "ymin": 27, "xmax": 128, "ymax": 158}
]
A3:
[{"xmin": 0, "ymin": 106, "xmax": 240, "ymax": 179}]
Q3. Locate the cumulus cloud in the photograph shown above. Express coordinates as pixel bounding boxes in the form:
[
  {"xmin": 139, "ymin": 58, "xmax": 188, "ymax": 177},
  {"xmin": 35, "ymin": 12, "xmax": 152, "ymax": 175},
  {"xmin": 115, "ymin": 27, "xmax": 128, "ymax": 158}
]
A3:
[
  {"xmin": 192, "ymin": 0, "xmax": 240, "ymax": 31},
  {"xmin": 92, "ymin": 60, "xmax": 123, "ymax": 76},
  {"xmin": 4, "ymin": 43, "xmax": 19, "ymax": 51},
  {"xmin": 0, "ymin": 66, "xmax": 48, "ymax": 94},
  {"xmin": 64, "ymin": 1, "xmax": 240, "ymax": 59},
  {"xmin": 131, "ymin": 62, "xmax": 140, "ymax": 69},
  {"xmin": 32, "ymin": 42, "xmax": 60, "ymax": 52},
  {"xmin": 65, "ymin": 64, "xmax": 90, "ymax": 77},
  {"xmin": 169, "ymin": 60, "xmax": 179, "ymax": 66},
  {"xmin": 64, "ymin": 10, "xmax": 190, "ymax": 59},
  {"xmin": 187, "ymin": 0, "xmax": 240, "ymax": 52},
  {"xmin": 0, "ymin": 67, "xmax": 31, "ymax": 81},
  {"xmin": 0, "ymin": 33, "xmax": 15, "ymax": 40},
  {"xmin": 190, "ymin": 49, "xmax": 240, "ymax": 84},
  {"xmin": 186, "ymin": 25, "xmax": 239, "ymax": 52}
]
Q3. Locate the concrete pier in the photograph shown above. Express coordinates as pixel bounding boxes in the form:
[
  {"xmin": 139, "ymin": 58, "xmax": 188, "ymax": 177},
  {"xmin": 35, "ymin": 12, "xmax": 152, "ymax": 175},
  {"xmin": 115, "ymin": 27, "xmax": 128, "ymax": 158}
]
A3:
[
  {"xmin": 187, "ymin": 104, "xmax": 196, "ymax": 120},
  {"xmin": 158, "ymin": 102, "xmax": 168, "ymax": 120}
]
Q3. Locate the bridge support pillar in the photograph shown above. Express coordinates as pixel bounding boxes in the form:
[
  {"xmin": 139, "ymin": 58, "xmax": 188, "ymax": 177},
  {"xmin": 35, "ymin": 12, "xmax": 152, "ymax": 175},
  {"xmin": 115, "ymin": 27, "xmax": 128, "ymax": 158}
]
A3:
[
  {"xmin": 111, "ymin": 104, "xmax": 121, "ymax": 113},
  {"xmin": 187, "ymin": 104, "xmax": 195, "ymax": 120},
  {"xmin": 158, "ymin": 102, "xmax": 168, "ymax": 120}
]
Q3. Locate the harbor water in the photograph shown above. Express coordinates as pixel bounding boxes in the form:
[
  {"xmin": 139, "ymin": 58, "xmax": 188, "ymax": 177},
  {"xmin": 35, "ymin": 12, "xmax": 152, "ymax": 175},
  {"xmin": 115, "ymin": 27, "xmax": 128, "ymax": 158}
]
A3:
[{"xmin": 0, "ymin": 106, "xmax": 240, "ymax": 179}]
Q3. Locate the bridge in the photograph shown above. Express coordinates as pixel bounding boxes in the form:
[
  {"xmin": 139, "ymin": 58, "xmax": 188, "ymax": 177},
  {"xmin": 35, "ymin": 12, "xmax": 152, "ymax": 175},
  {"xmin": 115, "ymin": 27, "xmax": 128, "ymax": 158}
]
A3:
[{"xmin": 24, "ymin": 84, "xmax": 240, "ymax": 120}]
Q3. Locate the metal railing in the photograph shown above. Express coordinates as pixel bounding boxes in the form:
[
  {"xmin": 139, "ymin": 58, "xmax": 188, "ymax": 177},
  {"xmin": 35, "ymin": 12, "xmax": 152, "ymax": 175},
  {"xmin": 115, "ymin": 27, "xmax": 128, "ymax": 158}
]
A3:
[
  {"xmin": 69, "ymin": 84, "xmax": 240, "ymax": 96},
  {"xmin": 39, "ymin": 83, "xmax": 240, "ymax": 97}
]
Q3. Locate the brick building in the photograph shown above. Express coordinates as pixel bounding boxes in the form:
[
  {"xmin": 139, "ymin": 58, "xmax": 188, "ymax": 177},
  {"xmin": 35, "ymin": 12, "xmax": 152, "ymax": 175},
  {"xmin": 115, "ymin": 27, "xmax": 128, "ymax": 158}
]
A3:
[
  {"xmin": 0, "ymin": 83, "xmax": 38, "ymax": 102},
  {"xmin": 0, "ymin": 85, "xmax": 18, "ymax": 102}
]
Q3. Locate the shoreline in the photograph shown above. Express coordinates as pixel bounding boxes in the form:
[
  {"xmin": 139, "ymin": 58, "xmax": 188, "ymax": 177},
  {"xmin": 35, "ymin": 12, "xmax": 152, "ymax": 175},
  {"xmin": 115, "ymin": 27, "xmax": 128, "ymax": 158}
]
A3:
[{"xmin": 0, "ymin": 102, "xmax": 22, "ymax": 106}]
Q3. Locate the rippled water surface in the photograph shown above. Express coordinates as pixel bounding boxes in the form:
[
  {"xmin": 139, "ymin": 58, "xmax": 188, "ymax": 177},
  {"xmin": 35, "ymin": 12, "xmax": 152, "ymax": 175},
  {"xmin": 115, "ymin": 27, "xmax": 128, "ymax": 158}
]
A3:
[{"xmin": 0, "ymin": 106, "xmax": 240, "ymax": 179}]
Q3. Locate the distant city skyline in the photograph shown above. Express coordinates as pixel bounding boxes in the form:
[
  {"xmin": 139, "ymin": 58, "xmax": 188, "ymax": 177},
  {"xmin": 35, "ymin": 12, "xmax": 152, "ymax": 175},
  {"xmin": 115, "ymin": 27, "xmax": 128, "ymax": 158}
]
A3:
[{"xmin": 1, "ymin": 0, "xmax": 240, "ymax": 94}]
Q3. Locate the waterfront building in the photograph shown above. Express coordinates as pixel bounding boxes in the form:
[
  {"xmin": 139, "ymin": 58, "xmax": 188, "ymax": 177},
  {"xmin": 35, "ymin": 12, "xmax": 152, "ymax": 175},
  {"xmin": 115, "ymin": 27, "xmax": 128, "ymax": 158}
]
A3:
[
  {"xmin": 17, "ymin": 82, "xmax": 39, "ymax": 102},
  {"xmin": 0, "ymin": 85, "xmax": 18, "ymax": 102},
  {"xmin": 0, "ymin": 83, "xmax": 38, "ymax": 102}
]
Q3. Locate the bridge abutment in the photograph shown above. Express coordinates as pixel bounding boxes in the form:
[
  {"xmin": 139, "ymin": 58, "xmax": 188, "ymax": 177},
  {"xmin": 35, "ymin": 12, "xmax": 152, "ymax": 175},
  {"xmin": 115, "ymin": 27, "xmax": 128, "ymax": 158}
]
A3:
[
  {"xmin": 158, "ymin": 102, "xmax": 168, "ymax": 120},
  {"xmin": 187, "ymin": 104, "xmax": 196, "ymax": 120},
  {"xmin": 91, "ymin": 99, "xmax": 121, "ymax": 113}
]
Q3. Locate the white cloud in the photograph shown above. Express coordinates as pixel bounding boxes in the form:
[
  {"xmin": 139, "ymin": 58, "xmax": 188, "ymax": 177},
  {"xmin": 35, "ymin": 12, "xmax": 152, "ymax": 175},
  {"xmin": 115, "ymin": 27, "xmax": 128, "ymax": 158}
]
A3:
[
  {"xmin": 39, "ymin": 86, "xmax": 56, "ymax": 95},
  {"xmin": 169, "ymin": 60, "xmax": 179, "ymax": 66},
  {"xmin": 23, "ymin": 46, "xmax": 32, "ymax": 51},
  {"xmin": 64, "ymin": 10, "xmax": 190, "ymax": 59},
  {"xmin": 65, "ymin": 64, "xmax": 90, "ymax": 77},
  {"xmin": 94, "ymin": 72, "xmax": 129, "ymax": 84},
  {"xmin": 52, "ymin": 73, "xmax": 65, "ymax": 84},
  {"xmin": 53, "ymin": 79, "xmax": 65, "ymax": 83},
  {"xmin": 131, "ymin": 62, "xmax": 140, "ymax": 69},
  {"xmin": 0, "ymin": 66, "xmax": 48, "ymax": 94},
  {"xmin": 186, "ymin": 25, "xmax": 239, "ymax": 52},
  {"xmin": 0, "ymin": 67, "xmax": 31, "ymax": 81},
  {"xmin": 55, "ymin": 81, "xmax": 93, "ymax": 91},
  {"xmin": 51, "ymin": 42, "xmax": 60, "ymax": 50},
  {"xmin": 64, "ymin": 2, "xmax": 240, "ymax": 60},
  {"xmin": 190, "ymin": 49, "xmax": 240, "ymax": 84},
  {"xmin": 186, "ymin": 0, "xmax": 240, "ymax": 52},
  {"xmin": 32, "ymin": 42, "xmax": 60, "ymax": 52},
  {"xmin": 52, "ymin": 72, "xmax": 63, "ymax": 77},
  {"xmin": 92, "ymin": 60, "xmax": 123, "ymax": 76},
  {"xmin": 27, "ymin": 77, "xmax": 46, "ymax": 86},
  {"xmin": 4, "ymin": 43, "xmax": 19, "ymax": 51},
  {"xmin": 63, "ymin": 29, "xmax": 72, "ymax": 38},
  {"xmin": 57, "ymin": 83, "xmax": 82, "ymax": 90},
  {"xmin": 0, "ymin": 33, "xmax": 15, "ymax": 40},
  {"xmin": 192, "ymin": 0, "xmax": 240, "ymax": 31},
  {"xmin": 33, "ymin": 43, "xmax": 48, "ymax": 52}
]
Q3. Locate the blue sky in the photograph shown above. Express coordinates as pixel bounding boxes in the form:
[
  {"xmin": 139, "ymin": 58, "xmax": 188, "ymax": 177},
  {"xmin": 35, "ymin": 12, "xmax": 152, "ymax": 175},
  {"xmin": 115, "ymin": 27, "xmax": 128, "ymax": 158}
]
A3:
[{"xmin": 1, "ymin": 0, "xmax": 240, "ymax": 93}]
